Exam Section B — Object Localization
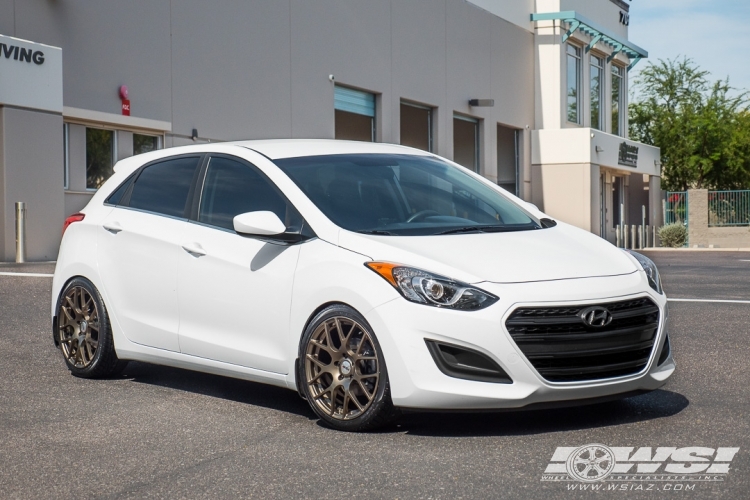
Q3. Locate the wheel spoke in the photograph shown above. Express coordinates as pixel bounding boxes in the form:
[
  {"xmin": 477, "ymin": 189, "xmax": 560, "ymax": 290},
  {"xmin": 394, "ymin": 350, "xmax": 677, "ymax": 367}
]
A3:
[
  {"xmin": 309, "ymin": 339, "xmax": 332, "ymax": 354},
  {"xmin": 306, "ymin": 353, "xmax": 328, "ymax": 369},
  {"xmin": 323, "ymin": 322, "xmax": 335, "ymax": 352},
  {"xmin": 341, "ymin": 392, "xmax": 350, "ymax": 416},
  {"xmin": 355, "ymin": 379, "xmax": 373, "ymax": 399},
  {"xmin": 350, "ymin": 393, "xmax": 365, "ymax": 411},
  {"xmin": 334, "ymin": 318, "xmax": 345, "ymax": 345},
  {"xmin": 65, "ymin": 296, "xmax": 79, "ymax": 315}
]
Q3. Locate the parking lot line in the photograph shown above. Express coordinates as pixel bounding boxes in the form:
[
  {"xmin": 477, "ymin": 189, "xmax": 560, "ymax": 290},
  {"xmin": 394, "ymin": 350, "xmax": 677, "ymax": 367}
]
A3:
[
  {"xmin": 0, "ymin": 272, "xmax": 54, "ymax": 278},
  {"xmin": 668, "ymin": 298, "xmax": 750, "ymax": 304}
]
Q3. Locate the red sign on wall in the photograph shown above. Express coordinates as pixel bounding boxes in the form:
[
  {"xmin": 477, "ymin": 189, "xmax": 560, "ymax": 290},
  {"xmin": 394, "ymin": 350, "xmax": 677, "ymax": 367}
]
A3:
[{"xmin": 121, "ymin": 99, "xmax": 131, "ymax": 116}]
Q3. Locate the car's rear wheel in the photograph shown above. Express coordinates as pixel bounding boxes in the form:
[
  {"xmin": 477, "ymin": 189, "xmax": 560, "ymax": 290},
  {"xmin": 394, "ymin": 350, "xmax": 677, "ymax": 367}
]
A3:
[
  {"xmin": 56, "ymin": 277, "xmax": 126, "ymax": 378},
  {"xmin": 300, "ymin": 305, "xmax": 398, "ymax": 431}
]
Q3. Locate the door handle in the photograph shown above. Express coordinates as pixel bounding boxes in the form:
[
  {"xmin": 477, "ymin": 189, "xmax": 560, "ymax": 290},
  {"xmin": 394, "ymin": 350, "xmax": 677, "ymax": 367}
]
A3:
[
  {"xmin": 181, "ymin": 242, "xmax": 207, "ymax": 257},
  {"xmin": 103, "ymin": 221, "xmax": 123, "ymax": 234}
]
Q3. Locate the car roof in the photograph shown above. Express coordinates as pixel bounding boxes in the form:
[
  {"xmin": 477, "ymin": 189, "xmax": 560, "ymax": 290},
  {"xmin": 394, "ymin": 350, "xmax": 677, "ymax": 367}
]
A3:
[
  {"xmin": 231, "ymin": 139, "xmax": 429, "ymax": 160},
  {"xmin": 113, "ymin": 139, "xmax": 433, "ymax": 175}
]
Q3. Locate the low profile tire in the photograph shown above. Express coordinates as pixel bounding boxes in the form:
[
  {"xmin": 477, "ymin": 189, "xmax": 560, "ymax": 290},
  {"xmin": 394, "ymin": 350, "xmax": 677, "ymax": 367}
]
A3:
[
  {"xmin": 300, "ymin": 305, "xmax": 398, "ymax": 431},
  {"xmin": 55, "ymin": 277, "xmax": 126, "ymax": 378}
]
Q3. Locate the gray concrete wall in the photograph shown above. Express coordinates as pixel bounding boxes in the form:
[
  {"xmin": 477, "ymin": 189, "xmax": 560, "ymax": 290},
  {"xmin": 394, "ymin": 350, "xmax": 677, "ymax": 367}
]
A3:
[
  {"xmin": 7, "ymin": 0, "xmax": 534, "ymax": 170},
  {"xmin": 0, "ymin": 107, "xmax": 64, "ymax": 261},
  {"xmin": 1, "ymin": 0, "xmax": 536, "ymax": 260},
  {"xmin": 688, "ymin": 189, "xmax": 750, "ymax": 248},
  {"xmin": 14, "ymin": 0, "xmax": 172, "ymax": 122}
]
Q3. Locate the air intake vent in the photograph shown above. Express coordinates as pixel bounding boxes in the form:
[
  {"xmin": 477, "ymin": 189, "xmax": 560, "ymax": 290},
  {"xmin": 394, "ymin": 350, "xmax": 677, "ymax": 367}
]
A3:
[
  {"xmin": 505, "ymin": 298, "xmax": 660, "ymax": 382},
  {"xmin": 425, "ymin": 340, "xmax": 512, "ymax": 384}
]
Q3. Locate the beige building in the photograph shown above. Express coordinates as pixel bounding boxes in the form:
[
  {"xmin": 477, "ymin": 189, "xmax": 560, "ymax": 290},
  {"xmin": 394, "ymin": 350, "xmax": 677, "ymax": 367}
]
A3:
[{"xmin": 0, "ymin": 0, "xmax": 659, "ymax": 261}]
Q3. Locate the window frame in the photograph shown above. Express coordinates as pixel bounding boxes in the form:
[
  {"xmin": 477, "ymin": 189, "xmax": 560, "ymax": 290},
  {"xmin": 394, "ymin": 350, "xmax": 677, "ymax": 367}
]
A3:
[
  {"xmin": 63, "ymin": 123, "xmax": 70, "ymax": 190},
  {"xmin": 400, "ymin": 100, "xmax": 434, "ymax": 153},
  {"xmin": 84, "ymin": 125, "xmax": 117, "ymax": 192},
  {"xmin": 189, "ymin": 153, "xmax": 312, "ymax": 240},
  {"xmin": 453, "ymin": 114, "xmax": 481, "ymax": 174},
  {"xmin": 106, "ymin": 153, "xmax": 204, "ymax": 221},
  {"xmin": 590, "ymin": 54, "xmax": 604, "ymax": 130},
  {"xmin": 566, "ymin": 43, "xmax": 583, "ymax": 125},
  {"xmin": 133, "ymin": 132, "xmax": 163, "ymax": 156},
  {"xmin": 611, "ymin": 63, "xmax": 625, "ymax": 136}
]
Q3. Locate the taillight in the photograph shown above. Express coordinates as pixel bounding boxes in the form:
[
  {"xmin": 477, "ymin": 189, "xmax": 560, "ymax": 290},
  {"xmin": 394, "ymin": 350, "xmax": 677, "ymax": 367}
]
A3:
[{"xmin": 62, "ymin": 213, "xmax": 85, "ymax": 235}]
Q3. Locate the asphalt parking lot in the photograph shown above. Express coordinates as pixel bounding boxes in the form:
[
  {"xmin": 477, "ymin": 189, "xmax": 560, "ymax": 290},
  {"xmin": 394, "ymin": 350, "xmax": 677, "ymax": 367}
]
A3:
[{"xmin": 1, "ymin": 251, "xmax": 748, "ymax": 499}]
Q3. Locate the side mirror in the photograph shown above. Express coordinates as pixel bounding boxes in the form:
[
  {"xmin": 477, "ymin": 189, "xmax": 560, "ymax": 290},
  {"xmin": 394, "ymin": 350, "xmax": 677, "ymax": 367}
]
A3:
[{"xmin": 233, "ymin": 211, "xmax": 286, "ymax": 236}]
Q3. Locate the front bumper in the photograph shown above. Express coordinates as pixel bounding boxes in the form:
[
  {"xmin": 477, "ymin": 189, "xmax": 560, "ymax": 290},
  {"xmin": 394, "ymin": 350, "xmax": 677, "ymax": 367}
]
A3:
[{"xmin": 365, "ymin": 271, "xmax": 674, "ymax": 410}]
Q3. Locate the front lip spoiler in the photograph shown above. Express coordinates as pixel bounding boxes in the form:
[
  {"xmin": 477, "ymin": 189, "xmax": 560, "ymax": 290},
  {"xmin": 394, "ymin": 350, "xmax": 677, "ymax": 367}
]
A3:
[{"xmin": 398, "ymin": 389, "xmax": 653, "ymax": 414}]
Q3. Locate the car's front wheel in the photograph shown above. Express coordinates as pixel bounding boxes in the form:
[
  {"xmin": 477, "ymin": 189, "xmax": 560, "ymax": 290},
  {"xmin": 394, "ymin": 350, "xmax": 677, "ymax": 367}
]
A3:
[
  {"xmin": 300, "ymin": 305, "xmax": 398, "ymax": 431},
  {"xmin": 55, "ymin": 277, "xmax": 126, "ymax": 378}
]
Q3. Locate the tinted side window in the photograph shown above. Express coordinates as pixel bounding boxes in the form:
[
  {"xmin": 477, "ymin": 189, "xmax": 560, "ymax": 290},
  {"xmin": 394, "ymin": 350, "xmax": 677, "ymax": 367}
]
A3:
[
  {"xmin": 128, "ymin": 157, "xmax": 200, "ymax": 218},
  {"xmin": 198, "ymin": 157, "xmax": 293, "ymax": 231},
  {"xmin": 105, "ymin": 174, "xmax": 133, "ymax": 206}
]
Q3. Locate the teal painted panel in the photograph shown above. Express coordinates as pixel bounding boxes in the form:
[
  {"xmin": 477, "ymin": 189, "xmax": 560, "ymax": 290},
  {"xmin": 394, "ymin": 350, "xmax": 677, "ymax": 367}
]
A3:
[{"xmin": 334, "ymin": 86, "xmax": 375, "ymax": 117}]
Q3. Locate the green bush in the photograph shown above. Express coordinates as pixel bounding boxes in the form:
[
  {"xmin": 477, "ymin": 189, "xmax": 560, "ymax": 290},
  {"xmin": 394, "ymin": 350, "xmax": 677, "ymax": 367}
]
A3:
[{"xmin": 659, "ymin": 223, "xmax": 687, "ymax": 248}]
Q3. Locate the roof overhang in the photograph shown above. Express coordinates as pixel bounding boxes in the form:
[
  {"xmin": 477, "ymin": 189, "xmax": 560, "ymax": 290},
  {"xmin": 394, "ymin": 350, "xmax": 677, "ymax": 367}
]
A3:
[{"xmin": 531, "ymin": 11, "xmax": 648, "ymax": 70}]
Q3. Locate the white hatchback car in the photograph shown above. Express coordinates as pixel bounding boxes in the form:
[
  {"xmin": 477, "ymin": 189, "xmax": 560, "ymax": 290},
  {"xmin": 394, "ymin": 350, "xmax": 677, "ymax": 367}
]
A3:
[{"xmin": 52, "ymin": 140, "xmax": 674, "ymax": 431}]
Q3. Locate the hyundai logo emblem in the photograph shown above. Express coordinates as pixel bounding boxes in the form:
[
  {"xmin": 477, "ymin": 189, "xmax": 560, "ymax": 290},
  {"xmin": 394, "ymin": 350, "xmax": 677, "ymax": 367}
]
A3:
[{"xmin": 580, "ymin": 306, "xmax": 613, "ymax": 327}]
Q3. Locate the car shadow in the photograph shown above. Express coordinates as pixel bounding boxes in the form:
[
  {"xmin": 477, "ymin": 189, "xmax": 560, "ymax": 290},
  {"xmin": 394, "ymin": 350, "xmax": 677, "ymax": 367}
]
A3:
[
  {"xmin": 121, "ymin": 361, "xmax": 315, "ymax": 420},
  {"xmin": 396, "ymin": 389, "xmax": 689, "ymax": 437},
  {"xmin": 120, "ymin": 361, "xmax": 688, "ymax": 437}
]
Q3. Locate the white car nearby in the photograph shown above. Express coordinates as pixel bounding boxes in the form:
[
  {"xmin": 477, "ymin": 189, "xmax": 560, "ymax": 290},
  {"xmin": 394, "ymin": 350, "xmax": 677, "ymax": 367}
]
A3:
[{"xmin": 52, "ymin": 140, "xmax": 674, "ymax": 431}]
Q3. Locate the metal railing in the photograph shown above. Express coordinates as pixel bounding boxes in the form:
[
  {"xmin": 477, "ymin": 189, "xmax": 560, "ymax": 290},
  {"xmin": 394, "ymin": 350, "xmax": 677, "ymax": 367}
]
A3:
[
  {"xmin": 665, "ymin": 191, "xmax": 688, "ymax": 226},
  {"xmin": 708, "ymin": 190, "xmax": 750, "ymax": 227}
]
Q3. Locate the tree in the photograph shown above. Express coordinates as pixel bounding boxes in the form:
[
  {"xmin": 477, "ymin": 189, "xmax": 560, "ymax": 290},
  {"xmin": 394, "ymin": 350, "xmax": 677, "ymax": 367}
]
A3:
[{"xmin": 629, "ymin": 57, "xmax": 750, "ymax": 191}]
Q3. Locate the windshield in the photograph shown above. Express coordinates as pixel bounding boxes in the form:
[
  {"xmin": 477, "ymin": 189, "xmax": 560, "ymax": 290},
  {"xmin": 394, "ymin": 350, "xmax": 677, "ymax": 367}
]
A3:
[{"xmin": 274, "ymin": 154, "xmax": 540, "ymax": 236}]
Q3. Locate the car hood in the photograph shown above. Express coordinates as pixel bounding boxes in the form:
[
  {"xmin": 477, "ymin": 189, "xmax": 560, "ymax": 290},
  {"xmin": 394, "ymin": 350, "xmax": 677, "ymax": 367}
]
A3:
[{"xmin": 337, "ymin": 222, "xmax": 638, "ymax": 284}]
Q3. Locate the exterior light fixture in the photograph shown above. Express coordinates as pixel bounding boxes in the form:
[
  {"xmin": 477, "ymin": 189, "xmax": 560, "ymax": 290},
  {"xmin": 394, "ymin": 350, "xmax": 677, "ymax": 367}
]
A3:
[
  {"xmin": 191, "ymin": 128, "xmax": 199, "ymax": 141},
  {"xmin": 595, "ymin": 146, "xmax": 604, "ymax": 153},
  {"xmin": 468, "ymin": 99, "xmax": 494, "ymax": 107}
]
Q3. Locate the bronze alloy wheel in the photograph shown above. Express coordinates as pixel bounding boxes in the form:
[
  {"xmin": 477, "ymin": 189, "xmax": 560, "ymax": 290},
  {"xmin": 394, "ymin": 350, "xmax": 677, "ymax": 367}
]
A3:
[
  {"xmin": 58, "ymin": 285, "xmax": 100, "ymax": 369},
  {"xmin": 304, "ymin": 316, "xmax": 380, "ymax": 420}
]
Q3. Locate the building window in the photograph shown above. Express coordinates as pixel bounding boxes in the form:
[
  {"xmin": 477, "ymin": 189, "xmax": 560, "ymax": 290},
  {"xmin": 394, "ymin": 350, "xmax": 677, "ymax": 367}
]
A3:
[
  {"xmin": 134, "ymin": 134, "xmax": 161, "ymax": 155},
  {"xmin": 497, "ymin": 124, "xmax": 519, "ymax": 195},
  {"xmin": 590, "ymin": 55, "xmax": 604, "ymax": 130},
  {"xmin": 86, "ymin": 127, "xmax": 115, "ymax": 190},
  {"xmin": 334, "ymin": 86, "xmax": 375, "ymax": 142},
  {"xmin": 400, "ymin": 102, "xmax": 433, "ymax": 152},
  {"xmin": 63, "ymin": 124, "xmax": 69, "ymax": 189},
  {"xmin": 453, "ymin": 115, "xmax": 479, "ymax": 173},
  {"xmin": 566, "ymin": 44, "xmax": 582, "ymax": 124},
  {"xmin": 612, "ymin": 65, "xmax": 625, "ymax": 136}
]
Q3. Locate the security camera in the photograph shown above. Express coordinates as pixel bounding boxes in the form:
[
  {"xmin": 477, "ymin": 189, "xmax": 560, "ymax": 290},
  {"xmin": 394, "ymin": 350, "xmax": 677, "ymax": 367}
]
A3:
[{"xmin": 328, "ymin": 74, "xmax": 335, "ymax": 82}]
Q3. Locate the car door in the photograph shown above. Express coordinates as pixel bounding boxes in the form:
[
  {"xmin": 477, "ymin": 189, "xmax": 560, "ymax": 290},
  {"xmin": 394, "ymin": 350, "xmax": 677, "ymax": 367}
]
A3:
[
  {"xmin": 98, "ymin": 155, "xmax": 202, "ymax": 352},
  {"xmin": 177, "ymin": 154, "xmax": 303, "ymax": 374}
]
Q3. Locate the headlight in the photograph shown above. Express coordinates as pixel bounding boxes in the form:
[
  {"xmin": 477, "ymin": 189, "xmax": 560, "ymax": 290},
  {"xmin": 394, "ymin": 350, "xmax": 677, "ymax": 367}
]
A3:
[
  {"xmin": 365, "ymin": 262, "xmax": 499, "ymax": 311},
  {"xmin": 626, "ymin": 250, "xmax": 663, "ymax": 294}
]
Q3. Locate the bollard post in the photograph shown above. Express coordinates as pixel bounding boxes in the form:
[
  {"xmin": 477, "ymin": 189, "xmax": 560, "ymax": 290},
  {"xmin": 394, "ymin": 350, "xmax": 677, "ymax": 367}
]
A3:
[
  {"xmin": 616, "ymin": 225, "xmax": 621, "ymax": 248},
  {"xmin": 638, "ymin": 225, "xmax": 643, "ymax": 249},
  {"xmin": 624, "ymin": 225, "xmax": 628, "ymax": 249},
  {"xmin": 15, "ymin": 202, "xmax": 27, "ymax": 263},
  {"xmin": 653, "ymin": 225, "xmax": 658, "ymax": 247},
  {"xmin": 631, "ymin": 225, "xmax": 636, "ymax": 250}
]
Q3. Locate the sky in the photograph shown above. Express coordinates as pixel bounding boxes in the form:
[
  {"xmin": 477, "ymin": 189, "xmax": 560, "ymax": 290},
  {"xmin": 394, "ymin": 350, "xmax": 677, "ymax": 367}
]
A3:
[{"xmin": 628, "ymin": 0, "xmax": 750, "ymax": 94}]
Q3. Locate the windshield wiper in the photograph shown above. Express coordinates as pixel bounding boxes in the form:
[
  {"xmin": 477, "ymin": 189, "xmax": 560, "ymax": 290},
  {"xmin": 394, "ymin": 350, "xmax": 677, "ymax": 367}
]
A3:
[
  {"xmin": 356, "ymin": 229, "xmax": 396, "ymax": 236},
  {"xmin": 435, "ymin": 225, "xmax": 536, "ymax": 235}
]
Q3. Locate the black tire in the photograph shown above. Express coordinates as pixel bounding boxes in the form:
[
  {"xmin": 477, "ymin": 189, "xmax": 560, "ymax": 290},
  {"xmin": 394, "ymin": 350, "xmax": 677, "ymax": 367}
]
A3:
[
  {"xmin": 55, "ymin": 277, "xmax": 126, "ymax": 378},
  {"xmin": 299, "ymin": 304, "xmax": 399, "ymax": 431}
]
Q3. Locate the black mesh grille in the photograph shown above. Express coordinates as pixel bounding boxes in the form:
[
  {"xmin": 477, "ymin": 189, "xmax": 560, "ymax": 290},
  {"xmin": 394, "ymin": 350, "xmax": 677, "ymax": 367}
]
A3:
[{"xmin": 505, "ymin": 297, "xmax": 660, "ymax": 382}]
